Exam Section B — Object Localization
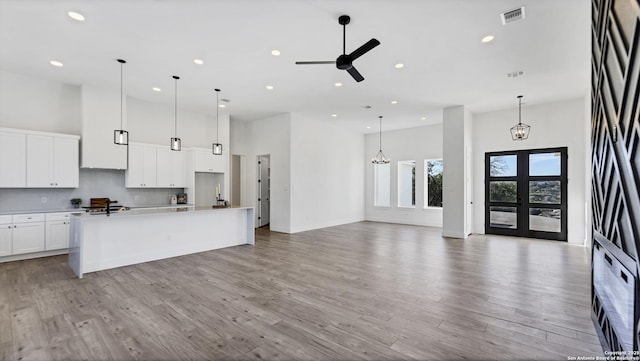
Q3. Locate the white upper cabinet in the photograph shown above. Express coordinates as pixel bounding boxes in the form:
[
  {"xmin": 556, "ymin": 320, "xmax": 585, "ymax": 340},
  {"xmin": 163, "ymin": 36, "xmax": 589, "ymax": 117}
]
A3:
[
  {"xmin": 194, "ymin": 149, "xmax": 224, "ymax": 173},
  {"xmin": 0, "ymin": 131, "xmax": 26, "ymax": 187},
  {"xmin": 0, "ymin": 128, "xmax": 78, "ymax": 188},
  {"xmin": 26, "ymin": 134, "xmax": 79, "ymax": 188},
  {"xmin": 125, "ymin": 144, "xmax": 157, "ymax": 187},
  {"xmin": 157, "ymin": 147, "xmax": 186, "ymax": 188}
]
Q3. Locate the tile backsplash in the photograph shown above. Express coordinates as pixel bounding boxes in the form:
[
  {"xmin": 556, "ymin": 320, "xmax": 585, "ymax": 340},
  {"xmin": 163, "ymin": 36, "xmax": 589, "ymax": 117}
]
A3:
[{"xmin": 0, "ymin": 169, "xmax": 182, "ymax": 212}]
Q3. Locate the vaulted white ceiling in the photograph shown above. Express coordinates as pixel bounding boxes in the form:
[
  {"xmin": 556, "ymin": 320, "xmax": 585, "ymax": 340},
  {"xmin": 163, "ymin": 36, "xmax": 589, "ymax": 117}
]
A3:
[{"xmin": 0, "ymin": 0, "xmax": 590, "ymax": 133}]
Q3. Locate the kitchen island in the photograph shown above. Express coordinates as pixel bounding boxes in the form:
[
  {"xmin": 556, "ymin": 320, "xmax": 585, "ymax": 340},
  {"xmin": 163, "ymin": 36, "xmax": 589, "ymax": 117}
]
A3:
[{"xmin": 68, "ymin": 206, "xmax": 254, "ymax": 278}]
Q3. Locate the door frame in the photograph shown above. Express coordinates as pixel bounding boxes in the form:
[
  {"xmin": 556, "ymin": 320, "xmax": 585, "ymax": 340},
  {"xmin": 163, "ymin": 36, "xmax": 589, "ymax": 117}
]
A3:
[
  {"xmin": 484, "ymin": 147, "xmax": 568, "ymax": 241},
  {"xmin": 256, "ymin": 154, "xmax": 270, "ymax": 227}
]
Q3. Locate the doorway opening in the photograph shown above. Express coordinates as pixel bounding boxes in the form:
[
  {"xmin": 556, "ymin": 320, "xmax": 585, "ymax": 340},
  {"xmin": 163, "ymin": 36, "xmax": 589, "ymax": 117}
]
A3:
[
  {"xmin": 256, "ymin": 155, "xmax": 270, "ymax": 228},
  {"xmin": 485, "ymin": 147, "xmax": 568, "ymax": 241}
]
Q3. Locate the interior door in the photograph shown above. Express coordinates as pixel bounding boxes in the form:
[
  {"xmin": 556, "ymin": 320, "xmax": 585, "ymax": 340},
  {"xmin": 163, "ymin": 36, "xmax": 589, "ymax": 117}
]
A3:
[
  {"xmin": 485, "ymin": 147, "xmax": 567, "ymax": 241},
  {"xmin": 257, "ymin": 155, "xmax": 270, "ymax": 227}
]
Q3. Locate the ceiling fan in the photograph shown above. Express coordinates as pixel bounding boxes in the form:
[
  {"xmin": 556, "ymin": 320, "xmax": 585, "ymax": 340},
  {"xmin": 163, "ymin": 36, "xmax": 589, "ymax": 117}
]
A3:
[{"xmin": 295, "ymin": 15, "xmax": 380, "ymax": 82}]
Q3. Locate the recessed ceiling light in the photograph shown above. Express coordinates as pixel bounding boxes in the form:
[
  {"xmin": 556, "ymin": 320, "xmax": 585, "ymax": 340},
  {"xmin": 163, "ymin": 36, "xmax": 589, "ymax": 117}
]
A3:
[
  {"xmin": 366, "ymin": 126, "xmax": 371, "ymax": 129},
  {"xmin": 152, "ymin": 87, "xmax": 162, "ymax": 92},
  {"xmin": 193, "ymin": 58, "xmax": 204, "ymax": 65},
  {"xmin": 334, "ymin": 82, "xmax": 343, "ymax": 87},
  {"xmin": 394, "ymin": 63, "xmax": 404, "ymax": 69},
  {"xmin": 218, "ymin": 104, "xmax": 226, "ymax": 108},
  {"xmin": 391, "ymin": 100, "xmax": 398, "ymax": 104},
  {"xmin": 266, "ymin": 85, "xmax": 274, "ymax": 90},
  {"xmin": 421, "ymin": 117, "xmax": 427, "ymax": 120},
  {"xmin": 481, "ymin": 35, "xmax": 495, "ymax": 43},
  {"xmin": 331, "ymin": 114, "xmax": 337, "ymax": 118},
  {"xmin": 271, "ymin": 50, "xmax": 281, "ymax": 56},
  {"xmin": 49, "ymin": 60, "xmax": 64, "ymax": 67},
  {"xmin": 67, "ymin": 11, "xmax": 85, "ymax": 22}
]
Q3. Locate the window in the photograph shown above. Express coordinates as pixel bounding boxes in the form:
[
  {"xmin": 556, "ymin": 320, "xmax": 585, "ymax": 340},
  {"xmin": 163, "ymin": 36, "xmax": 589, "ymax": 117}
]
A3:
[
  {"xmin": 398, "ymin": 160, "xmax": 415, "ymax": 207},
  {"xmin": 424, "ymin": 159, "xmax": 443, "ymax": 208},
  {"xmin": 374, "ymin": 163, "xmax": 390, "ymax": 207}
]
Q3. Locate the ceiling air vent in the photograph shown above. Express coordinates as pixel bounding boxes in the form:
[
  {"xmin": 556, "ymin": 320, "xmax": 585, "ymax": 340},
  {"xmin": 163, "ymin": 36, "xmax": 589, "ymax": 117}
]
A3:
[
  {"xmin": 501, "ymin": 6, "xmax": 525, "ymax": 25},
  {"xmin": 507, "ymin": 70, "xmax": 525, "ymax": 78}
]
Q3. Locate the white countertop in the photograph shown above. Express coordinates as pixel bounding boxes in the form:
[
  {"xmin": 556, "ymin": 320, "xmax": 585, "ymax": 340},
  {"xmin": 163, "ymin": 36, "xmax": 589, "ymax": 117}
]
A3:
[
  {"xmin": 0, "ymin": 209, "xmax": 84, "ymax": 216},
  {"xmin": 72, "ymin": 206, "xmax": 252, "ymax": 220},
  {"xmin": 0, "ymin": 204, "xmax": 194, "ymax": 216}
]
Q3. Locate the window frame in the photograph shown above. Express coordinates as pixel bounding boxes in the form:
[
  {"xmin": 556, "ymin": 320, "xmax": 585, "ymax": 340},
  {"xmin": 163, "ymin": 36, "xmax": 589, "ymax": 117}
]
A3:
[
  {"xmin": 397, "ymin": 160, "xmax": 416, "ymax": 208},
  {"xmin": 373, "ymin": 163, "xmax": 391, "ymax": 208},
  {"xmin": 424, "ymin": 158, "xmax": 443, "ymax": 209}
]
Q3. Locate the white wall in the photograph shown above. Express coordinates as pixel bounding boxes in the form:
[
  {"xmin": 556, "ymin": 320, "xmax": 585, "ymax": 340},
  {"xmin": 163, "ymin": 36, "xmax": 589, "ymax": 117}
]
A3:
[
  {"xmin": 289, "ymin": 115, "xmax": 365, "ymax": 233},
  {"xmin": 0, "ymin": 69, "xmax": 228, "ymax": 151},
  {"xmin": 442, "ymin": 106, "xmax": 473, "ymax": 238},
  {"xmin": 472, "ymin": 96, "xmax": 588, "ymax": 245},
  {"xmin": 231, "ymin": 113, "xmax": 292, "ymax": 233},
  {"xmin": 128, "ymin": 97, "xmax": 229, "ymax": 149},
  {"xmin": 0, "ymin": 69, "xmax": 81, "ymax": 135},
  {"xmin": 365, "ymin": 122, "xmax": 444, "ymax": 227}
]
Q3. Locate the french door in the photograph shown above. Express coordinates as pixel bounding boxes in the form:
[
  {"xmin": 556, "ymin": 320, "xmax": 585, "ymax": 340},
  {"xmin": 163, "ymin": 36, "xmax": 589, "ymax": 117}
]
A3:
[{"xmin": 485, "ymin": 147, "xmax": 567, "ymax": 241}]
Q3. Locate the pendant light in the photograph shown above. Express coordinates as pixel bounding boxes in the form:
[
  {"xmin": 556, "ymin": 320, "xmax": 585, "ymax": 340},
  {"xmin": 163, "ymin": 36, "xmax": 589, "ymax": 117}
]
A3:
[
  {"xmin": 170, "ymin": 75, "xmax": 181, "ymax": 151},
  {"xmin": 113, "ymin": 59, "xmax": 128, "ymax": 145},
  {"xmin": 371, "ymin": 115, "xmax": 390, "ymax": 164},
  {"xmin": 510, "ymin": 95, "xmax": 531, "ymax": 141},
  {"xmin": 212, "ymin": 88, "xmax": 222, "ymax": 155}
]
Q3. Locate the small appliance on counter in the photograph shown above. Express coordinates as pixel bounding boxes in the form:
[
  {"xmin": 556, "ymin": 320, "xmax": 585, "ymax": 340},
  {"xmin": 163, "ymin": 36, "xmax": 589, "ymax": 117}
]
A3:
[
  {"xmin": 177, "ymin": 193, "xmax": 188, "ymax": 204},
  {"xmin": 170, "ymin": 194, "xmax": 178, "ymax": 205},
  {"xmin": 82, "ymin": 198, "xmax": 130, "ymax": 214}
]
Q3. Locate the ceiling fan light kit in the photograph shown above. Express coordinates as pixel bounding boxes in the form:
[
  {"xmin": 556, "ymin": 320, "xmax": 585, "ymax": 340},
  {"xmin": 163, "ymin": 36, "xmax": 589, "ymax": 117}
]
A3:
[{"xmin": 296, "ymin": 15, "xmax": 380, "ymax": 82}]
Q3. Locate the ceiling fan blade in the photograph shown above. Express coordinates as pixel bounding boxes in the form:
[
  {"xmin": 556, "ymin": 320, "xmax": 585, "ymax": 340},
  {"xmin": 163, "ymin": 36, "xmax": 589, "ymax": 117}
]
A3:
[
  {"xmin": 349, "ymin": 38, "xmax": 380, "ymax": 61},
  {"xmin": 295, "ymin": 61, "xmax": 336, "ymax": 65},
  {"xmin": 346, "ymin": 66, "xmax": 364, "ymax": 82}
]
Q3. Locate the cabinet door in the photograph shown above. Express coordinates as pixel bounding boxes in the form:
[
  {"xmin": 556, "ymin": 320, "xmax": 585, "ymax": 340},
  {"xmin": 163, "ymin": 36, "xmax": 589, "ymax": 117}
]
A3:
[
  {"xmin": 156, "ymin": 147, "xmax": 172, "ymax": 187},
  {"xmin": 0, "ymin": 225, "xmax": 12, "ymax": 256},
  {"xmin": 53, "ymin": 137, "xmax": 79, "ymax": 188},
  {"xmin": 194, "ymin": 150, "xmax": 224, "ymax": 172},
  {"xmin": 171, "ymin": 150, "xmax": 186, "ymax": 187},
  {"xmin": 0, "ymin": 132, "xmax": 26, "ymax": 187},
  {"xmin": 46, "ymin": 220, "xmax": 69, "ymax": 250},
  {"xmin": 12, "ymin": 222, "xmax": 45, "ymax": 254},
  {"xmin": 142, "ymin": 146, "xmax": 157, "ymax": 187},
  {"xmin": 126, "ymin": 145, "xmax": 145, "ymax": 187},
  {"xmin": 26, "ymin": 135, "xmax": 55, "ymax": 187},
  {"xmin": 126, "ymin": 145, "xmax": 157, "ymax": 187}
]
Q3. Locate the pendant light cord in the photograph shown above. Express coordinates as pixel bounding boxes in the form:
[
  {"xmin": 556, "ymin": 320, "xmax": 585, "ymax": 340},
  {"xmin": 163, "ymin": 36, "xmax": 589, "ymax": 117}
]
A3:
[
  {"xmin": 120, "ymin": 62, "xmax": 123, "ymax": 129},
  {"xmin": 216, "ymin": 89, "xmax": 220, "ymax": 143},
  {"xmin": 379, "ymin": 116, "xmax": 383, "ymax": 152},
  {"xmin": 518, "ymin": 95, "xmax": 522, "ymax": 126},
  {"xmin": 174, "ymin": 76, "xmax": 179, "ymax": 137}
]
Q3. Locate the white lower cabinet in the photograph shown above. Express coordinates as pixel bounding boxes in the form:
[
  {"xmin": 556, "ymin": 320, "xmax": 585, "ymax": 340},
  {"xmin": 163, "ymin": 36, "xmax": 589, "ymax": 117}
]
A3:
[
  {"xmin": 45, "ymin": 212, "xmax": 72, "ymax": 250},
  {"xmin": 13, "ymin": 221, "xmax": 45, "ymax": 255},
  {"xmin": 0, "ymin": 212, "xmax": 73, "ymax": 259},
  {"xmin": 0, "ymin": 219, "xmax": 12, "ymax": 256}
]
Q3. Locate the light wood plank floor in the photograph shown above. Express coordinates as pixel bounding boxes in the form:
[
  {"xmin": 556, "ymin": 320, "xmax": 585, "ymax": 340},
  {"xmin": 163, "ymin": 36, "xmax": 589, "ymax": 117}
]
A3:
[{"xmin": 1, "ymin": 221, "xmax": 602, "ymax": 360}]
